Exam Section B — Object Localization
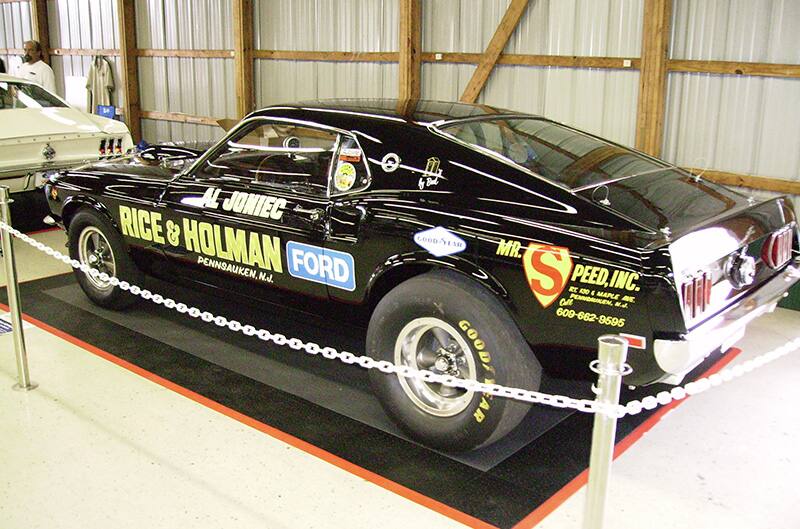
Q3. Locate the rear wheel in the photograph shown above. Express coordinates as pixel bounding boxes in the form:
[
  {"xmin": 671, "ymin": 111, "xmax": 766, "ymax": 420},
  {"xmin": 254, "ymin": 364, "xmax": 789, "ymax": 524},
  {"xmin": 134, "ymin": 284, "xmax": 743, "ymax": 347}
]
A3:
[
  {"xmin": 68, "ymin": 208, "xmax": 143, "ymax": 309},
  {"xmin": 368, "ymin": 270, "xmax": 542, "ymax": 451}
]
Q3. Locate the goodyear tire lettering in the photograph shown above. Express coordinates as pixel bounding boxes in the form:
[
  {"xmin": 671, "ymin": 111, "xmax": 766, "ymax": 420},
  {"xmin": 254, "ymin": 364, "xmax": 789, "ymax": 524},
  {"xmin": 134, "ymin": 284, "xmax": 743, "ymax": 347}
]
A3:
[{"xmin": 458, "ymin": 319, "xmax": 496, "ymax": 424}]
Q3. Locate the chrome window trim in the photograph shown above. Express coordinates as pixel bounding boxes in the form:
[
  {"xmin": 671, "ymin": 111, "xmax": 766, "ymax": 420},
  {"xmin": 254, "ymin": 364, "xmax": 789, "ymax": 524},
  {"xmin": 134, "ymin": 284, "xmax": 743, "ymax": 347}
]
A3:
[{"xmin": 180, "ymin": 116, "xmax": 372, "ymax": 198}]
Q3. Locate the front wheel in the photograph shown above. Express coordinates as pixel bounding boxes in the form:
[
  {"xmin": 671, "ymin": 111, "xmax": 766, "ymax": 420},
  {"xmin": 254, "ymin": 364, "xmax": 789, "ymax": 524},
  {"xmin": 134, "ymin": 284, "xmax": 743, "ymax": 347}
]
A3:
[
  {"xmin": 68, "ymin": 208, "xmax": 143, "ymax": 309},
  {"xmin": 368, "ymin": 270, "xmax": 542, "ymax": 452}
]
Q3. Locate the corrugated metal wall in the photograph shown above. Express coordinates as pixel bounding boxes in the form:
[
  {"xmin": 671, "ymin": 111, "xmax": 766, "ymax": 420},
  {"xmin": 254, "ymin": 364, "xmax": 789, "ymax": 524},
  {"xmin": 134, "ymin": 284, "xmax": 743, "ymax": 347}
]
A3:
[
  {"xmin": 1, "ymin": 0, "xmax": 797, "ymax": 195},
  {"xmin": 422, "ymin": 0, "xmax": 643, "ymax": 147},
  {"xmin": 253, "ymin": 0, "xmax": 399, "ymax": 107},
  {"xmin": 664, "ymin": 0, "xmax": 800, "ymax": 195},
  {"xmin": 0, "ymin": 1, "xmax": 32, "ymax": 76},
  {"xmin": 136, "ymin": 0, "xmax": 235, "ymax": 143},
  {"xmin": 47, "ymin": 0, "xmax": 123, "ymax": 107}
]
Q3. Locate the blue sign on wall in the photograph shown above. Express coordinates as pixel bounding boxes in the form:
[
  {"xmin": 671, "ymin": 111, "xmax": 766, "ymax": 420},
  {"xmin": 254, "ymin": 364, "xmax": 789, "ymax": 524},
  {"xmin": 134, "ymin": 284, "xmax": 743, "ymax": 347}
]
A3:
[{"xmin": 97, "ymin": 105, "xmax": 116, "ymax": 119}]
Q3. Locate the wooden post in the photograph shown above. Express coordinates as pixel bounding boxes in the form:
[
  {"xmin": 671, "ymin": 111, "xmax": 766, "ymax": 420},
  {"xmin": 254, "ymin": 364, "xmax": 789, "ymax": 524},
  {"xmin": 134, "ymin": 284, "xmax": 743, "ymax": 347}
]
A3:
[
  {"xmin": 635, "ymin": 0, "xmax": 672, "ymax": 156},
  {"xmin": 117, "ymin": 0, "xmax": 141, "ymax": 143},
  {"xmin": 233, "ymin": 0, "xmax": 254, "ymax": 118},
  {"xmin": 398, "ymin": 0, "xmax": 421, "ymax": 107},
  {"xmin": 29, "ymin": 0, "xmax": 50, "ymax": 63},
  {"xmin": 460, "ymin": 0, "xmax": 530, "ymax": 104}
]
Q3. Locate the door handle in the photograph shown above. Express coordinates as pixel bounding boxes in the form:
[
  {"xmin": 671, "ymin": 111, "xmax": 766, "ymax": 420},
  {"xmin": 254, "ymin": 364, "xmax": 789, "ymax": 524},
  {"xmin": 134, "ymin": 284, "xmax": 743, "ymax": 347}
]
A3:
[{"xmin": 293, "ymin": 206, "xmax": 324, "ymax": 222}]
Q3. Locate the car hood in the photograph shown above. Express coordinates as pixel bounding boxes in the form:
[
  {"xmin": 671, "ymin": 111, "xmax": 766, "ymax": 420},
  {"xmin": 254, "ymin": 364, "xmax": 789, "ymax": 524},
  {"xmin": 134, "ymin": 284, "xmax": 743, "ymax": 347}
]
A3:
[
  {"xmin": 0, "ymin": 107, "xmax": 127, "ymax": 140},
  {"xmin": 67, "ymin": 158, "xmax": 181, "ymax": 182}
]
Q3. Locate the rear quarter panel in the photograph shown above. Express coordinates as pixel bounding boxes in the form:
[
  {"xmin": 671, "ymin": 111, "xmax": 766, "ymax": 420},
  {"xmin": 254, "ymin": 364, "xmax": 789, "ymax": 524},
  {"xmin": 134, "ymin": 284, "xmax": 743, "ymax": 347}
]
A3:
[{"xmin": 347, "ymin": 126, "xmax": 665, "ymax": 382}]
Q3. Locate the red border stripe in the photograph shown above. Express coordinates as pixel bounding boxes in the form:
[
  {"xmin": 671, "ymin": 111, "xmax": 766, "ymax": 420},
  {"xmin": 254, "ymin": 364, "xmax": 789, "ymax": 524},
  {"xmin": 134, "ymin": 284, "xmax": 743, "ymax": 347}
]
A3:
[{"xmin": 24, "ymin": 227, "xmax": 62, "ymax": 236}]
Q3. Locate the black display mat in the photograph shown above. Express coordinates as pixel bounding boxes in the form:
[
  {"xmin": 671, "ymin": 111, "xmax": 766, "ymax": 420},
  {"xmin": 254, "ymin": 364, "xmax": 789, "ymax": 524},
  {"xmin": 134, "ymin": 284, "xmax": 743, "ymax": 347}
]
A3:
[
  {"xmin": 45, "ymin": 282, "xmax": 594, "ymax": 471},
  {"xmin": 3, "ymin": 273, "xmax": 735, "ymax": 529}
]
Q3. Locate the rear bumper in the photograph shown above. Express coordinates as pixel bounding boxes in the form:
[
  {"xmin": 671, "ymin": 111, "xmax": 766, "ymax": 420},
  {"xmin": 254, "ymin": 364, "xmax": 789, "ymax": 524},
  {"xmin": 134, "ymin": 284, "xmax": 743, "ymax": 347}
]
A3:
[
  {"xmin": 653, "ymin": 260, "xmax": 800, "ymax": 384},
  {"xmin": 0, "ymin": 165, "xmax": 81, "ymax": 193}
]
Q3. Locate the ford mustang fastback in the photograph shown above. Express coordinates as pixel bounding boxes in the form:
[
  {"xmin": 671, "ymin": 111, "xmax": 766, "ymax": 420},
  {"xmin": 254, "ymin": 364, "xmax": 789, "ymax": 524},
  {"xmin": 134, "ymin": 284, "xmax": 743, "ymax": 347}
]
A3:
[
  {"xmin": 0, "ymin": 73, "xmax": 133, "ymax": 194},
  {"xmin": 44, "ymin": 99, "xmax": 800, "ymax": 451}
]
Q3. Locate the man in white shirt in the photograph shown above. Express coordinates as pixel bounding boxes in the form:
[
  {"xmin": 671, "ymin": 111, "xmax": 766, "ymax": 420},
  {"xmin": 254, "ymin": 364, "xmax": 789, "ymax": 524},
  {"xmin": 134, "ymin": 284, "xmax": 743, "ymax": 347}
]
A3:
[{"xmin": 14, "ymin": 40, "xmax": 57, "ymax": 94}]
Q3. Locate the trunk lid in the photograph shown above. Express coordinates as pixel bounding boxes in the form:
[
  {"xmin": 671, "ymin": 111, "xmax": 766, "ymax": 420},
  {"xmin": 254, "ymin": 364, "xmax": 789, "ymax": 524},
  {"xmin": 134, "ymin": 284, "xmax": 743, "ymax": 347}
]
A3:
[
  {"xmin": 576, "ymin": 168, "xmax": 754, "ymax": 239},
  {"xmin": 0, "ymin": 108, "xmax": 106, "ymax": 140},
  {"xmin": 577, "ymin": 169, "xmax": 797, "ymax": 330}
]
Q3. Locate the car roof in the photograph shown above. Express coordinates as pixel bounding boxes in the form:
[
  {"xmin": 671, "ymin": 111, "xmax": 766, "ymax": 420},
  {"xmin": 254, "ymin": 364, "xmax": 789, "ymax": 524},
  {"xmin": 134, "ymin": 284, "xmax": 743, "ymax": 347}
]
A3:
[{"xmin": 253, "ymin": 98, "xmax": 537, "ymax": 129}]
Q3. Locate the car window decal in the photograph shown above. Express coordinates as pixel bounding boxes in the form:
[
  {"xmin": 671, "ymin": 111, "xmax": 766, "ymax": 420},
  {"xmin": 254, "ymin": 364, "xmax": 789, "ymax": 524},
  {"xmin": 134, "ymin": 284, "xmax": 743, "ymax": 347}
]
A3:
[{"xmin": 333, "ymin": 162, "xmax": 357, "ymax": 192}]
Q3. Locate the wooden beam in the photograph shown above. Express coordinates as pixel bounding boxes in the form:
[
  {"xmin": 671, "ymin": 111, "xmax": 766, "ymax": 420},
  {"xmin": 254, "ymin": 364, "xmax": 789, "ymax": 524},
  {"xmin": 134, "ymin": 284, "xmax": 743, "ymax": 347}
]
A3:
[
  {"xmin": 29, "ymin": 0, "xmax": 50, "ymax": 63},
  {"xmin": 116, "ymin": 0, "xmax": 141, "ymax": 143},
  {"xmin": 424, "ymin": 52, "xmax": 640, "ymax": 69},
  {"xmin": 398, "ymin": 0, "xmax": 421, "ymax": 104},
  {"xmin": 50, "ymin": 48, "xmax": 237, "ymax": 59},
  {"xmin": 684, "ymin": 168, "xmax": 800, "ymax": 196},
  {"xmin": 460, "ymin": 0, "xmax": 530, "ymax": 103},
  {"xmin": 140, "ymin": 110, "xmax": 220, "ymax": 127},
  {"xmin": 0, "ymin": 48, "xmax": 24, "ymax": 55},
  {"xmin": 250, "ymin": 50, "xmax": 637, "ymax": 69},
  {"xmin": 253, "ymin": 50, "xmax": 398, "ymax": 62},
  {"xmin": 668, "ymin": 59, "xmax": 800, "ymax": 79},
  {"xmin": 137, "ymin": 48, "xmax": 233, "ymax": 59},
  {"xmin": 635, "ymin": 0, "xmax": 672, "ymax": 156},
  {"xmin": 51, "ymin": 48, "xmax": 120, "ymax": 57},
  {"xmin": 232, "ymin": 0, "xmax": 254, "ymax": 118}
]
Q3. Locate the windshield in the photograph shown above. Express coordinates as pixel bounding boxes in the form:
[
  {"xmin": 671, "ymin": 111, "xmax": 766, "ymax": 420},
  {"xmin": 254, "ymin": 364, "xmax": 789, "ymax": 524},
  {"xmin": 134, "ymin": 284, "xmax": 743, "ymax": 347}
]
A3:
[
  {"xmin": 439, "ymin": 118, "xmax": 671, "ymax": 189},
  {"xmin": 0, "ymin": 80, "xmax": 66, "ymax": 110}
]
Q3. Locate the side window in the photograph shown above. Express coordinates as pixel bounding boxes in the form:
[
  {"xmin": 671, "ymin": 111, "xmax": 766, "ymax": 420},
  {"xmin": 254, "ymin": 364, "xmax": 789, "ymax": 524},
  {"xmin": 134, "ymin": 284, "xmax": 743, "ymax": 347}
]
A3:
[
  {"xmin": 331, "ymin": 135, "xmax": 370, "ymax": 195},
  {"xmin": 197, "ymin": 121, "xmax": 337, "ymax": 195}
]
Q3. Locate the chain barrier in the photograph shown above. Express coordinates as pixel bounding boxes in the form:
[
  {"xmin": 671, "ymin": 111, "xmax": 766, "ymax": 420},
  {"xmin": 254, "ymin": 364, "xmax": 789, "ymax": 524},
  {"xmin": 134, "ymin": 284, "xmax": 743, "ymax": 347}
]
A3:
[
  {"xmin": 619, "ymin": 336, "xmax": 800, "ymax": 417},
  {"xmin": 3, "ymin": 220, "xmax": 799, "ymax": 419}
]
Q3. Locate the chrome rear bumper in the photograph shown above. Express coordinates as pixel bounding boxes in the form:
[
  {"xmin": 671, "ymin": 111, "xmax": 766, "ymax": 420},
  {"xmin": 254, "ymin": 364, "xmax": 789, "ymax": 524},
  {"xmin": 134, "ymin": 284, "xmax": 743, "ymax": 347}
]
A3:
[{"xmin": 653, "ymin": 261, "xmax": 800, "ymax": 384}]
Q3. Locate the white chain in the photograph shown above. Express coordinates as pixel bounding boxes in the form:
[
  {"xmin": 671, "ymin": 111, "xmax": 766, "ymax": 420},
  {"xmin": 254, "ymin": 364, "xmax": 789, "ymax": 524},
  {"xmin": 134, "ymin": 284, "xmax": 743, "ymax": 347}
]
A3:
[
  {"xmin": 3, "ymin": 221, "xmax": 798, "ymax": 419},
  {"xmin": 0, "ymin": 221, "xmax": 606, "ymax": 415},
  {"xmin": 618, "ymin": 336, "xmax": 800, "ymax": 417}
]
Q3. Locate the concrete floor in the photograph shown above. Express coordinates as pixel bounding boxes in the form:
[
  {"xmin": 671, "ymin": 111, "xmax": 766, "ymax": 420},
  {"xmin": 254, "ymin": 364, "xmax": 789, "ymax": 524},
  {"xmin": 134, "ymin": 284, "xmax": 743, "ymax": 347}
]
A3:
[{"xmin": 1, "ymin": 229, "xmax": 799, "ymax": 529}]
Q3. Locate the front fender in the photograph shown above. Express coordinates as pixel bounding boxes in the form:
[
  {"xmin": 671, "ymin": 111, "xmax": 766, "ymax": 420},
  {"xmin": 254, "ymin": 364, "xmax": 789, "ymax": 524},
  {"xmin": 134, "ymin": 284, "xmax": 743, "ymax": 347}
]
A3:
[{"xmin": 59, "ymin": 194, "xmax": 117, "ymax": 233}]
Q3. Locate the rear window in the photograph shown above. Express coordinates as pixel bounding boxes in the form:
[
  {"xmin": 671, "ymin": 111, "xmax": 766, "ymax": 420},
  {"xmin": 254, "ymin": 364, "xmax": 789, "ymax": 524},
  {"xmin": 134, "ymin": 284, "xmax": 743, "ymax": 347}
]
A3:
[
  {"xmin": 438, "ymin": 118, "xmax": 669, "ymax": 189},
  {"xmin": 0, "ymin": 81, "xmax": 65, "ymax": 110}
]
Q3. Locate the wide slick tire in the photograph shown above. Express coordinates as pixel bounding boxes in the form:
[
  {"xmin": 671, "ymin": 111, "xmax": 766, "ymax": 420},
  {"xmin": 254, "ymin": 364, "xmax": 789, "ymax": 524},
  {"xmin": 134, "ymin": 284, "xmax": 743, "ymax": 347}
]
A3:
[
  {"xmin": 368, "ymin": 270, "xmax": 542, "ymax": 452},
  {"xmin": 68, "ymin": 208, "xmax": 143, "ymax": 309}
]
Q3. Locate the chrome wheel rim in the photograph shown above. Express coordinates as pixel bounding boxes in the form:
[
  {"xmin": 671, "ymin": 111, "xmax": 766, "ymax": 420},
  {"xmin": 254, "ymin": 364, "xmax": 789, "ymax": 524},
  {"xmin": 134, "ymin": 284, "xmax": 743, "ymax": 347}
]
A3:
[
  {"xmin": 78, "ymin": 227, "xmax": 116, "ymax": 291},
  {"xmin": 394, "ymin": 317, "xmax": 477, "ymax": 417}
]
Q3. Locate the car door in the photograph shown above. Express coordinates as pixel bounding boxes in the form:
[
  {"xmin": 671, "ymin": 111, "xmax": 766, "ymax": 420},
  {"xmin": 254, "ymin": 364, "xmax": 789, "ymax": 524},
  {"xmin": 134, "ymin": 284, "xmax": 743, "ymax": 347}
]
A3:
[{"xmin": 157, "ymin": 117, "xmax": 339, "ymax": 299}]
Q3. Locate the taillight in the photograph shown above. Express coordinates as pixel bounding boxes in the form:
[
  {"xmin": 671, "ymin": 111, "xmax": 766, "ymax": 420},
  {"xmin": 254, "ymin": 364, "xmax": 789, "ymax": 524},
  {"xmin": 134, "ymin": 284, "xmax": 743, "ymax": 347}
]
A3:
[
  {"xmin": 99, "ymin": 139, "xmax": 106, "ymax": 156},
  {"xmin": 115, "ymin": 138, "xmax": 122, "ymax": 154},
  {"xmin": 762, "ymin": 227, "xmax": 793, "ymax": 269},
  {"xmin": 682, "ymin": 272, "xmax": 712, "ymax": 319}
]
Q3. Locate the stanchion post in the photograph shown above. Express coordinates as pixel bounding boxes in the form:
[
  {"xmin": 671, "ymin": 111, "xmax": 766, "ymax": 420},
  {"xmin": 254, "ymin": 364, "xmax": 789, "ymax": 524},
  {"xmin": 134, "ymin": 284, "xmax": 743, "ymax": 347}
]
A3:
[
  {"xmin": 0, "ymin": 186, "xmax": 37, "ymax": 391},
  {"xmin": 583, "ymin": 335, "xmax": 628, "ymax": 529}
]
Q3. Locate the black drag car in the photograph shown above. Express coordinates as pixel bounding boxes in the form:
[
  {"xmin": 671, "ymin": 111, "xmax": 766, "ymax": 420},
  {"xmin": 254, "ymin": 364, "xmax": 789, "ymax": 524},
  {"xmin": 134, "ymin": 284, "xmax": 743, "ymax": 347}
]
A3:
[{"xmin": 45, "ymin": 99, "xmax": 800, "ymax": 451}]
